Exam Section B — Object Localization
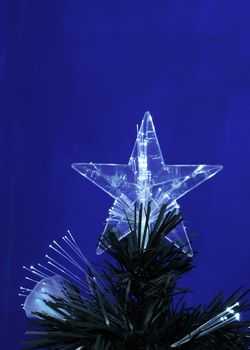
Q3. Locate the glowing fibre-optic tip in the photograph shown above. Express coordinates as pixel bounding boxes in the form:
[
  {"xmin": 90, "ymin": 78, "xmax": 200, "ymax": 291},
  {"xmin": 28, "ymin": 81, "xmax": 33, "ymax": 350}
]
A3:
[
  {"xmin": 235, "ymin": 313, "xmax": 240, "ymax": 321},
  {"xmin": 230, "ymin": 302, "xmax": 240, "ymax": 309},
  {"xmin": 220, "ymin": 316, "xmax": 228, "ymax": 321},
  {"xmin": 226, "ymin": 307, "xmax": 235, "ymax": 314}
]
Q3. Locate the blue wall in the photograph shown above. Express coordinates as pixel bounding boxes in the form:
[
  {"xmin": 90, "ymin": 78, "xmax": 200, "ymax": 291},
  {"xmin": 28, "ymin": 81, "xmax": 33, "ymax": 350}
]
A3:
[{"xmin": 1, "ymin": 1, "xmax": 250, "ymax": 348}]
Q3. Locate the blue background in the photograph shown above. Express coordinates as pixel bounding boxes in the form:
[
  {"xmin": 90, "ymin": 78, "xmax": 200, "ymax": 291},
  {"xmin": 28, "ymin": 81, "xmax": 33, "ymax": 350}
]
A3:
[{"xmin": 1, "ymin": 1, "xmax": 250, "ymax": 348}]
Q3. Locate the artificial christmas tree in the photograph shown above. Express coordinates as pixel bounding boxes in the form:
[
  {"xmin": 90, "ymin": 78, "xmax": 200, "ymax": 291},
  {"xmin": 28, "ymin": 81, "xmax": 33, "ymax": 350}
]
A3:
[{"xmin": 20, "ymin": 113, "xmax": 250, "ymax": 349}]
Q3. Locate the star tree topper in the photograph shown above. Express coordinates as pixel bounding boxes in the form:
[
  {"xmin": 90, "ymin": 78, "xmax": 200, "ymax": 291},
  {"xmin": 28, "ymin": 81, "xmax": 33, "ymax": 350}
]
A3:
[{"xmin": 72, "ymin": 112, "xmax": 222, "ymax": 256}]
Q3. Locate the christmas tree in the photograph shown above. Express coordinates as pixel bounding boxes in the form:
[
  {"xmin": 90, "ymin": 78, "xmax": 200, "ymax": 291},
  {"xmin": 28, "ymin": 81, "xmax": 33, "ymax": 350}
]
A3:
[{"xmin": 20, "ymin": 112, "xmax": 250, "ymax": 349}]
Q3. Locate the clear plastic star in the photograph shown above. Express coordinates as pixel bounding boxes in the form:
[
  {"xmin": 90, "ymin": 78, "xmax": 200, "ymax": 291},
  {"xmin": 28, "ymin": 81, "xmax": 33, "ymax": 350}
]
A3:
[{"xmin": 72, "ymin": 112, "xmax": 222, "ymax": 256}]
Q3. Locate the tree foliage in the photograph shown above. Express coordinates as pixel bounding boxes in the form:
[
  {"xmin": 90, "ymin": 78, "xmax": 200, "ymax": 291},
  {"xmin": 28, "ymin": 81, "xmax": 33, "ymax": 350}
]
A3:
[{"xmin": 23, "ymin": 205, "xmax": 250, "ymax": 349}]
